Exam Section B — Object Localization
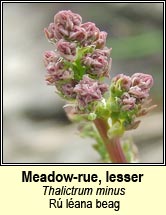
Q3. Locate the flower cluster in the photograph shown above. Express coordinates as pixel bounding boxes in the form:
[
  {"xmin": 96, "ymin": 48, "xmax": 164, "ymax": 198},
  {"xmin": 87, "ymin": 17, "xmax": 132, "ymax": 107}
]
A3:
[
  {"xmin": 110, "ymin": 73, "xmax": 154, "ymax": 130},
  {"xmin": 44, "ymin": 10, "xmax": 108, "ymax": 48},
  {"xmin": 43, "ymin": 10, "xmax": 155, "ymax": 163},
  {"xmin": 43, "ymin": 10, "xmax": 111, "ymax": 111},
  {"xmin": 82, "ymin": 48, "xmax": 112, "ymax": 78},
  {"xmin": 74, "ymin": 75, "xmax": 108, "ymax": 111}
]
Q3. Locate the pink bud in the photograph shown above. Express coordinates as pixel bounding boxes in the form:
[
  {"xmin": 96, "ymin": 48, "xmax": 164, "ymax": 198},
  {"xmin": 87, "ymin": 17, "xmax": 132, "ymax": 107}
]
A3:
[
  {"xmin": 129, "ymin": 86, "xmax": 149, "ymax": 99},
  {"xmin": 93, "ymin": 48, "xmax": 112, "ymax": 58},
  {"xmin": 69, "ymin": 26, "xmax": 87, "ymax": 42},
  {"xmin": 131, "ymin": 73, "xmax": 153, "ymax": 90},
  {"xmin": 45, "ymin": 69, "xmax": 72, "ymax": 85},
  {"xmin": 83, "ymin": 49, "xmax": 111, "ymax": 77},
  {"xmin": 112, "ymin": 74, "xmax": 132, "ymax": 91},
  {"xmin": 60, "ymin": 82, "xmax": 77, "ymax": 99},
  {"xmin": 44, "ymin": 23, "xmax": 56, "ymax": 40},
  {"xmin": 74, "ymin": 75, "xmax": 108, "ymax": 108},
  {"xmin": 81, "ymin": 22, "xmax": 100, "ymax": 42},
  {"xmin": 56, "ymin": 39, "xmax": 76, "ymax": 61},
  {"xmin": 54, "ymin": 23, "xmax": 70, "ymax": 39},
  {"xmin": 53, "ymin": 10, "xmax": 83, "ymax": 40},
  {"xmin": 54, "ymin": 10, "xmax": 82, "ymax": 30},
  {"xmin": 93, "ymin": 31, "xmax": 107, "ymax": 48},
  {"xmin": 46, "ymin": 61, "xmax": 63, "ymax": 74},
  {"xmin": 45, "ymin": 75, "xmax": 56, "ymax": 85},
  {"xmin": 45, "ymin": 61, "xmax": 73, "ymax": 85},
  {"xmin": 43, "ymin": 51, "xmax": 59, "ymax": 67},
  {"xmin": 120, "ymin": 92, "xmax": 136, "ymax": 110}
]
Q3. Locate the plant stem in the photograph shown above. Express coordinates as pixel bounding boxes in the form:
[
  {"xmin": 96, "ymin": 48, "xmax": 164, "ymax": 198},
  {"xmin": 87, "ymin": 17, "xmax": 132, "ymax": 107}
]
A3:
[{"xmin": 94, "ymin": 118, "xmax": 127, "ymax": 163}]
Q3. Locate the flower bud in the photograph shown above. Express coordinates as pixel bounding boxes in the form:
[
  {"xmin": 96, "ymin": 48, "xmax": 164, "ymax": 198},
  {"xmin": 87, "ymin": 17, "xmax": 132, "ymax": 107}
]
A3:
[
  {"xmin": 54, "ymin": 10, "xmax": 82, "ymax": 30},
  {"xmin": 131, "ymin": 73, "xmax": 153, "ymax": 90},
  {"xmin": 69, "ymin": 26, "xmax": 87, "ymax": 42},
  {"xmin": 45, "ymin": 70, "xmax": 73, "ymax": 85},
  {"xmin": 95, "ymin": 48, "xmax": 112, "ymax": 58},
  {"xmin": 112, "ymin": 74, "xmax": 132, "ymax": 91},
  {"xmin": 83, "ymin": 49, "xmax": 111, "ymax": 77},
  {"xmin": 44, "ymin": 23, "xmax": 56, "ymax": 40},
  {"xmin": 45, "ymin": 60, "xmax": 73, "ymax": 85},
  {"xmin": 81, "ymin": 22, "xmax": 100, "ymax": 43},
  {"xmin": 59, "ymin": 81, "xmax": 77, "ymax": 99},
  {"xmin": 93, "ymin": 31, "xmax": 107, "ymax": 48},
  {"xmin": 120, "ymin": 92, "xmax": 136, "ymax": 111},
  {"xmin": 74, "ymin": 75, "xmax": 108, "ymax": 109},
  {"xmin": 46, "ymin": 61, "xmax": 63, "ymax": 74},
  {"xmin": 43, "ymin": 51, "xmax": 59, "ymax": 66},
  {"xmin": 129, "ymin": 86, "xmax": 149, "ymax": 99},
  {"xmin": 56, "ymin": 39, "xmax": 76, "ymax": 61},
  {"xmin": 54, "ymin": 23, "xmax": 70, "ymax": 39}
]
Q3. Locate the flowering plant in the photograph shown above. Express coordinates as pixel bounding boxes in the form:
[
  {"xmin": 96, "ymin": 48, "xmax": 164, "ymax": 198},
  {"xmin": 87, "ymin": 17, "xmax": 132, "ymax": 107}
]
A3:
[{"xmin": 43, "ymin": 10, "xmax": 156, "ymax": 163}]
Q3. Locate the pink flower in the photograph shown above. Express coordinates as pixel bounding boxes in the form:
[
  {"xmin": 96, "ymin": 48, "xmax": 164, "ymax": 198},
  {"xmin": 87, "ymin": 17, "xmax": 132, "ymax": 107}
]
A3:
[
  {"xmin": 93, "ymin": 31, "xmax": 107, "ymax": 48},
  {"xmin": 83, "ymin": 49, "xmax": 112, "ymax": 77},
  {"xmin": 81, "ymin": 22, "xmax": 100, "ymax": 44},
  {"xmin": 130, "ymin": 72, "xmax": 153, "ymax": 100},
  {"xmin": 56, "ymin": 39, "xmax": 76, "ymax": 61},
  {"xmin": 74, "ymin": 75, "xmax": 108, "ymax": 108},
  {"xmin": 44, "ymin": 23, "xmax": 56, "ymax": 40},
  {"xmin": 69, "ymin": 26, "xmax": 87, "ymax": 42},
  {"xmin": 45, "ymin": 75, "xmax": 57, "ymax": 85},
  {"xmin": 46, "ymin": 61, "xmax": 64, "ymax": 74},
  {"xmin": 45, "ymin": 10, "xmax": 83, "ymax": 41},
  {"xmin": 129, "ymin": 86, "xmax": 149, "ymax": 99},
  {"xmin": 131, "ymin": 73, "xmax": 153, "ymax": 90},
  {"xmin": 54, "ymin": 23, "xmax": 70, "ymax": 39},
  {"xmin": 43, "ymin": 51, "xmax": 59, "ymax": 66},
  {"xmin": 53, "ymin": 10, "xmax": 82, "ymax": 40},
  {"xmin": 93, "ymin": 48, "xmax": 112, "ymax": 58},
  {"xmin": 120, "ymin": 92, "xmax": 136, "ymax": 111},
  {"xmin": 45, "ymin": 70, "xmax": 72, "ymax": 85},
  {"xmin": 112, "ymin": 74, "xmax": 132, "ymax": 91},
  {"xmin": 54, "ymin": 10, "xmax": 82, "ymax": 30},
  {"xmin": 45, "ymin": 61, "xmax": 73, "ymax": 85},
  {"xmin": 59, "ymin": 81, "xmax": 77, "ymax": 99}
]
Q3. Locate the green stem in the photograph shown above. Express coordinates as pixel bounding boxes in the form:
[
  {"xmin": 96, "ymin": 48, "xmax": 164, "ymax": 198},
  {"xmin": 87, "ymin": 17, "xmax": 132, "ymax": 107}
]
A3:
[{"xmin": 94, "ymin": 118, "xmax": 127, "ymax": 163}]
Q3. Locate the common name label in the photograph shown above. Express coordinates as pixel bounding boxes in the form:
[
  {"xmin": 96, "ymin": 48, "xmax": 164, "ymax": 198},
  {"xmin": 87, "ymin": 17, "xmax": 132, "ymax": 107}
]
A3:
[{"xmin": 22, "ymin": 170, "xmax": 144, "ymax": 210}]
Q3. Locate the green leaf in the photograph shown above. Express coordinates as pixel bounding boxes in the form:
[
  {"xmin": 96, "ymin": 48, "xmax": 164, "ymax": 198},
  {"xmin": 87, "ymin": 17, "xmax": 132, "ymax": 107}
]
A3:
[
  {"xmin": 107, "ymin": 121, "xmax": 125, "ymax": 139},
  {"xmin": 88, "ymin": 112, "xmax": 97, "ymax": 121}
]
